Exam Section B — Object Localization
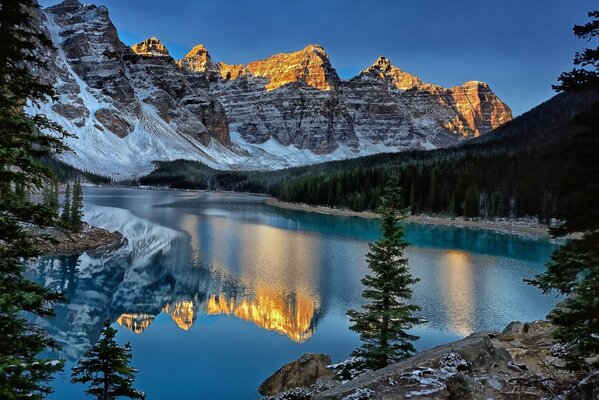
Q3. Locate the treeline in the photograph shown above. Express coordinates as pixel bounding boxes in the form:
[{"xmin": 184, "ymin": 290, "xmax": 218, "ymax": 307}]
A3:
[
  {"xmin": 41, "ymin": 179, "xmax": 85, "ymax": 232},
  {"xmin": 138, "ymin": 90, "xmax": 597, "ymax": 222},
  {"xmin": 275, "ymin": 91, "xmax": 595, "ymax": 220}
]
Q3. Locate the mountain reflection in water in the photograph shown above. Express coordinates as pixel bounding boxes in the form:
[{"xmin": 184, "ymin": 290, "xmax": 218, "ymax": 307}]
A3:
[
  {"xmin": 28, "ymin": 201, "xmax": 321, "ymax": 360},
  {"xmin": 26, "ymin": 188, "xmax": 560, "ymax": 399}
]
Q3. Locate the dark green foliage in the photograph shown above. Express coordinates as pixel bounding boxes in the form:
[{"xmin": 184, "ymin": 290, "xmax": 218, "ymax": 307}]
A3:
[
  {"xmin": 463, "ymin": 184, "xmax": 480, "ymax": 219},
  {"xmin": 60, "ymin": 183, "xmax": 71, "ymax": 228},
  {"xmin": 42, "ymin": 181, "xmax": 59, "ymax": 219},
  {"xmin": 0, "ymin": 0, "xmax": 71, "ymax": 397},
  {"xmin": 553, "ymin": 10, "xmax": 599, "ymax": 93},
  {"xmin": 70, "ymin": 180, "xmax": 83, "ymax": 232},
  {"xmin": 71, "ymin": 321, "xmax": 145, "ymax": 400},
  {"xmin": 528, "ymin": 10, "xmax": 599, "ymax": 370},
  {"xmin": 37, "ymin": 156, "xmax": 112, "ymax": 185},
  {"xmin": 347, "ymin": 184, "xmax": 421, "ymax": 370}
]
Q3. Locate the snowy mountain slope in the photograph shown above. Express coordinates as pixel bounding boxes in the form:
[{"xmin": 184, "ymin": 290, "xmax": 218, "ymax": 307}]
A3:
[{"xmin": 31, "ymin": 0, "xmax": 512, "ymax": 179}]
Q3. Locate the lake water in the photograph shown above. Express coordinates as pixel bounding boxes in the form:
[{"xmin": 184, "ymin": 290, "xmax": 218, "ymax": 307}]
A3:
[{"xmin": 28, "ymin": 187, "xmax": 560, "ymax": 399}]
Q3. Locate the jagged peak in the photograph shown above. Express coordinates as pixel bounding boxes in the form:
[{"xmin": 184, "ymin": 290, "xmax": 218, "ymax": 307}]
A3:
[
  {"xmin": 55, "ymin": 0, "xmax": 82, "ymax": 7},
  {"xmin": 370, "ymin": 56, "xmax": 393, "ymax": 72},
  {"xmin": 47, "ymin": 0, "xmax": 86, "ymax": 13},
  {"xmin": 302, "ymin": 44, "xmax": 327, "ymax": 56},
  {"xmin": 185, "ymin": 44, "xmax": 210, "ymax": 58},
  {"xmin": 360, "ymin": 56, "xmax": 424, "ymax": 90},
  {"xmin": 245, "ymin": 44, "xmax": 338, "ymax": 91},
  {"xmin": 461, "ymin": 80, "xmax": 490, "ymax": 88},
  {"xmin": 177, "ymin": 43, "xmax": 221, "ymax": 74},
  {"xmin": 131, "ymin": 37, "xmax": 170, "ymax": 57}
]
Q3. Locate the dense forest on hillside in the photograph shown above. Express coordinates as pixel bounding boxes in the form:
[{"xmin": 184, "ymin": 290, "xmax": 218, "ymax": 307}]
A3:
[{"xmin": 132, "ymin": 91, "xmax": 597, "ymax": 221}]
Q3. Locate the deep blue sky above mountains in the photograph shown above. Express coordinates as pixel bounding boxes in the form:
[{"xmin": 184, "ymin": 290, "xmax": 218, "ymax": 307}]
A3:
[{"xmin": 40, "ymin": 0, "xmax": 592, "ymax": 116}]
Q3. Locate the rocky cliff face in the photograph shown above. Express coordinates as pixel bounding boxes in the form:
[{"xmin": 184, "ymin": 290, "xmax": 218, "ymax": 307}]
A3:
[
  {"xmin": 179, "ymin": 44, "xmax": 512, "ymax": 153},
  {"xmin": 33, "ymin": 0, "xmax": 512, "ymax": 177},
  {"xmin": 31, "ymin": 0, "xmax": 235, "ymax": 178}
]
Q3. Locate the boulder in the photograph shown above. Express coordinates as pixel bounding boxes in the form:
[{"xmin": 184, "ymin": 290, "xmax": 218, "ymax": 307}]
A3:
[
  {"xmin": 258, "ymin": 353, "xmax": 334, "ymax": 396},
  {"xmin": 446, "ymin": 373, "xmax": 483, "ymax": 400}
]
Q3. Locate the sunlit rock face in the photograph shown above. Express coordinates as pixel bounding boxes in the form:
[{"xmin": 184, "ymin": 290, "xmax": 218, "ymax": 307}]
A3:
[
  {"xmin": 206, "ymin": 288, "xmax": 318, "ymax": 343},
  {"xmin": 176, "ymin": 44, "xmax": 220, "ymax": 80},
  {"xmin": 176, "ymin": 44, "xmax": 355, "ymax": 153},
  {"xmin": 176, "ymin": 45, "xmax": 244, "ymax": 83},
  {"xmin": 450, "ymin": 81, "xmax": 513, "ymax": 136},
  {"xmin": 34, "ymin": 0, "xmax": 512, "ymax": 174},
  {"xmin": 131, "ymin": 36, "xmax": 170, "ymax": 57},
  {"xmin": 245, "ymin": 44, "xmax": 339, "ymax": 91},
  {"xmin": 362, "ymin": 56, "xmax": 425, "ymax": 90},
  {"xmin": 344, "ymin": 57, "xmax": 513, "ymax": 145},
  {"xmin": 178, "ymin": 46, "xmax": 511, "ymax": 152}
]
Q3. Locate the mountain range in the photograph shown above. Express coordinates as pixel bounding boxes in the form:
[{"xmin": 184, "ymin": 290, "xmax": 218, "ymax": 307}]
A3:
[{"xmin": 30, "ymin": 0, "xmax": 512, "ymax": 179}]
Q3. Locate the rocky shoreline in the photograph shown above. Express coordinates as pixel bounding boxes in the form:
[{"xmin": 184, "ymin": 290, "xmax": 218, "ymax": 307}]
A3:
[
  {"xmin": 25, "ymin": 222, "xmax": 124, "ymax": 255},
  {"xmin": 260, "ymin": 320, "xmax": 597, "ymax": 399},
  {"xmin": 265, "ymin": 198, "xmax": 556, "ymax": 238}
]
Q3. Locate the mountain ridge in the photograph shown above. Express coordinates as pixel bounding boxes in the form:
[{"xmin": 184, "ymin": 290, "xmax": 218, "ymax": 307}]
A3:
[{"xmin": 32, "ymin": 0, "xmax": 512, "ymax": 178}]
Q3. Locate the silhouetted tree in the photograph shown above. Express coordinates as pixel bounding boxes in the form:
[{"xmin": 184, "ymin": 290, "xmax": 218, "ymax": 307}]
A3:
[
  {"xmin": 0, "ymin": 0, "xmax": 72, "ymax": 397},
  {"xmin": 347, "ymin": 183, "xmax": 421, "ymax": 370},
  {"xmin": 528, "ymin": 9, "xmax": 599, "ymax": 370},
  {"xmin": 71, "ymin": 321, "xmax": 145, "ymax": 400}
]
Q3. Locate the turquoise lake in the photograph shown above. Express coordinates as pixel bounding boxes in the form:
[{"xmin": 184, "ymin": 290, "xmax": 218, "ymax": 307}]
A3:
[{"xmin": 28, "ymin": 187, "xmax": 560, "ymax": 399}]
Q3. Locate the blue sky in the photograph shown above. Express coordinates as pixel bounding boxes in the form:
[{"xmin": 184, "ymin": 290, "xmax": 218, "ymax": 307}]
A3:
[{"xmin": 41, "ymin": 0, "xmax": 592, "ymax": 116}]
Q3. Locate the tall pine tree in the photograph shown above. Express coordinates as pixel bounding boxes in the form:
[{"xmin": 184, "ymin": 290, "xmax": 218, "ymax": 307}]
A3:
[
  {"xmin": 528, "ymin": 10, "xmax": 599, "ymax": 370},
  {"xmin": 70, "ymin": 179, "xmax": 83, "ymax": 232},
  {"xmin": 71, "ymin": 321, "xmax": 146, "ymax": 400},
  {"xmin": 60, "ymin": 183, "xmax": 71, "ymax": 228},
  {"xmin": 0, "ymin": 0, "xmax": 71, "ymax": 398},
  {"xmin": 347, "ymin": 182, "xmax": 421, "ymax": 370}
]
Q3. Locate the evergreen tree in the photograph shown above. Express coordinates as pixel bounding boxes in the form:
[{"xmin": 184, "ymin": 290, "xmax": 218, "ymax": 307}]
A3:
[
  {"xmin": 41, "ymin": 181, "xmax": 59, "ymax": 219},
  {"xmin": 70, "ymin": 179, "xmax": 83, "ymax": 232},
  {"xmin": 71, "ymin": 321, "xmax": 146, "ymax": 400},
  {"xmin": 464, "ymin": 184, "xmax": 479, "ymax": 219},
  {"xmin": 0, "ymin": 0, "xmax": 72, "ymax": 398},
  {"xmin": 528, "ymin": 9, "xmax": 599, "ymax": 370},
  {"xmin": 60, "ymin": 183, "xmax": 71, "ymax": 228},
  {"xmin": 347, "ymin": 183, "xmax": 421, "ymax": 370}
]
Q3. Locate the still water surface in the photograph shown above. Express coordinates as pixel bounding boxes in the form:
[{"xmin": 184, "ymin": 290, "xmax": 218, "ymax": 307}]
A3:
[{"xmin": 29, "ymin": 187, "xmax": 559, "ymax": 399}]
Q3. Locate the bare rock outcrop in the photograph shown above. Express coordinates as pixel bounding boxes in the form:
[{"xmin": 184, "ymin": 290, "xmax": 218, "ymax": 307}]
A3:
[
  {"xmin": 259, "ymin": 354, "xmax": 334, "ymax": 396},
  {"xmin": 130, "ymin": 36, "xmax": 170, "ymax": 57},
  {"xmin": 261, "ymin": 321, "xmax": 584, "ymax": 400},
  {"xmin": 177, "ymin": 45, "xmax": 512, "ymax": 153}
]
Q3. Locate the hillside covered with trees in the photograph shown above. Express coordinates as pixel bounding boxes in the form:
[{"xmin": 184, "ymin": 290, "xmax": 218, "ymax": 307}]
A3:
[{"xmin": 136, "ymin": 89, "xmax": 597, "ymax": 222}]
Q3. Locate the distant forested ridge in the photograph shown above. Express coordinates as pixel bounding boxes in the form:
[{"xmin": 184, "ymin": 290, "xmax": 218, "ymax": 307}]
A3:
[{"xmin": 95, "ymin": 90, "xmax": 597, "ymax": 221}]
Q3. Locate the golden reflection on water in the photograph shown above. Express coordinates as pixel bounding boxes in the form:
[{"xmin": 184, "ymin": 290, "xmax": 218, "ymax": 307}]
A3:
[
  {"xmin": 439, "ymin": 250, "xmax": 474, "ymax": 336},
  {"xmin": 163, "ymin": 300, "xmax": 195, "ymax": 331},
  {"xmin": 206, "ymin": 287, "xmax": 318, "ymax": 343},
  {"xmin": 116, "ymin": 313, "xmax": 155, "ymax": 334},
  {"xmin": 118, "ymin": 212, "xmax": 322, "ymax": 341}
]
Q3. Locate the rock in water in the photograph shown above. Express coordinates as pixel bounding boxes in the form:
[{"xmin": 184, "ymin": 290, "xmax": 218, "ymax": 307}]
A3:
[{"xmin": 258, "ymin": 354, "xmax": 334, "ymax": 396}]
